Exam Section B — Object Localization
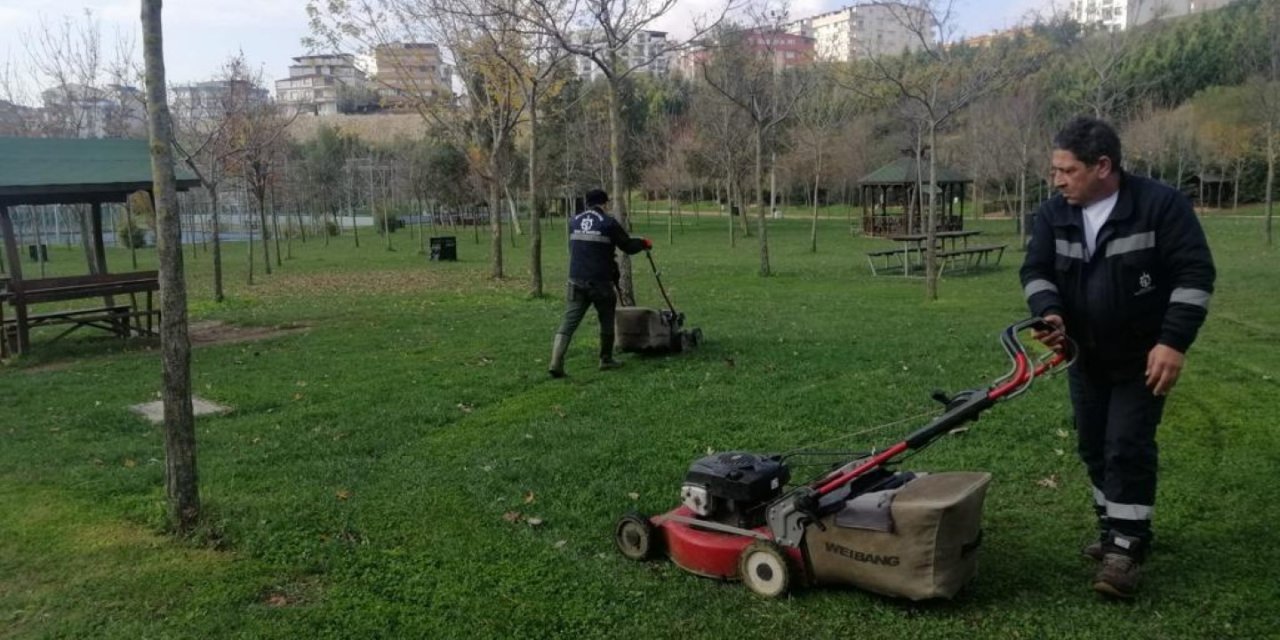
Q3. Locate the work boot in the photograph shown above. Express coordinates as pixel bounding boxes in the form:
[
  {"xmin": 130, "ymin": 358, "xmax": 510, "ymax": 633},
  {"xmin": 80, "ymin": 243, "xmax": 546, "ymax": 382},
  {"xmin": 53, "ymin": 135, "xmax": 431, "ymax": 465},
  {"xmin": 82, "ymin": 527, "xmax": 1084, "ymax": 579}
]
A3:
[
  {"xmin": 1092, "ymin": 533, "xmax": 1144, "ymax": 599},
  {"xmin": 548, "ymin": 334, "xmax": 570, "ymax": 378},
  {"xmin": 1082, "ymin": 540, "xmax": 1105, "ymax": 562},
  {"xmin": 599, "ymin": 334, "xmax": 622, "ymax": 371}
]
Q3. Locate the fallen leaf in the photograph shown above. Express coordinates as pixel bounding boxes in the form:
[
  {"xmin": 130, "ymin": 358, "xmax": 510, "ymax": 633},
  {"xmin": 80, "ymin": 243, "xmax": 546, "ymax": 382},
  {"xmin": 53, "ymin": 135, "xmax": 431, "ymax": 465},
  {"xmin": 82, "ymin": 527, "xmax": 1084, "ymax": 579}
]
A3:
[
  {"xmin": 457, "ymin": 403, "xmax": 473, "ymax": 414},
  {"xmin": 551, "ymin": 405, "xmax": 567, "ymax": 418},
  {"xmin": 293, "ymin": 393, "xmax": 304, "ymax": 401},
  {"xmin": 527, "ymin": 517, "xmax": 544, "ymax": 527},
  {"xmin": 1036, "ymin": 474, "xmax": 1060, "ymax": 489},
  {"xmin": 1054, "ymin": 448, "xmax": 1065, "ymax": 457},
  {"xmin": 265, "ymin": 594, "xmax": 289, "ymax": 607},
  {"xmin": 502, "ymin": 511, "xmax": 523, "ymax": 523},
  {"xmin": 123, "ymin": 458, "xmax": 137, "ymax": 468},
  {"xmin": 554, "ymin": 540, "xmax": 567, "ymax": 549},
  {"xmin": 1056, "ymin": 429, "xmax": 1069, "ymax": 439},
  {"xmin": 336, "ymin": 489, "xmax": 352, "ymax": 500},
  {"xmin": 627, "ymin": 492, "xmax": 640, "ymax": 500},
  {"xmin": 523, "ymin": 491, "xmax": 536, "ymax": 504}
]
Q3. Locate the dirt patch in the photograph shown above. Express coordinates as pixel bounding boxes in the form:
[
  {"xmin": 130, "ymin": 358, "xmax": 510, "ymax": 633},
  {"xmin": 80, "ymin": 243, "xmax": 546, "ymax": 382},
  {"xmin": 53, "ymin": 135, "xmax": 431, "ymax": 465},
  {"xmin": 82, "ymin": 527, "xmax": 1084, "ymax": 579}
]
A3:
[{"xmin": 189, "ymin": 320, "xmax": 308, "ymax": 347}]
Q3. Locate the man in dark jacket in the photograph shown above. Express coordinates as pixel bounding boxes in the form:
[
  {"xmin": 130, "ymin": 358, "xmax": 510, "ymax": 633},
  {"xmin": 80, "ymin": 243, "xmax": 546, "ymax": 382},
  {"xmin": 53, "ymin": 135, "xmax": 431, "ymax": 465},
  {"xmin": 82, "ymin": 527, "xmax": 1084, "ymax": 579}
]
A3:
[
  {"xmin": 548, "ymin": 189, "xmax": 650, "ymax": 378},
  {"xmin": 1021, "ymin": 117, "xmax": 1215, "ymax": 598}
]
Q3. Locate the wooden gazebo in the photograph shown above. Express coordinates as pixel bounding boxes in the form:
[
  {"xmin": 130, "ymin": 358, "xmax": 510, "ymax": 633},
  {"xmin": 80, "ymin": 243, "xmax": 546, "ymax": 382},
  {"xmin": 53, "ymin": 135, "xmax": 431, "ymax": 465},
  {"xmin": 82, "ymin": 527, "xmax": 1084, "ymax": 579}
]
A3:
[
  {"xmin": 859, "ymin": 156, "xmax": 972, "ymax": 237},
  {"xmin": 0, "ymin": 137, "xmax": 199, "ymax": 356}
]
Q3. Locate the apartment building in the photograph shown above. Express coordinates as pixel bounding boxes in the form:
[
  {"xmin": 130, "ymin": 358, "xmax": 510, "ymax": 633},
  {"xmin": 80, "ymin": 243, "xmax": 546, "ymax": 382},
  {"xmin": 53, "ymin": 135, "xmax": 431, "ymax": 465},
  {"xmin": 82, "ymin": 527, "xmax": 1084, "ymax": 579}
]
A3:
[
  {"xmin": 675, "ymin": 29, "xmax": 816, "ymax": 77},
  {"xmin": 275, "ymin": 53, "xmax": 371, "ymax": 116},
  {"xmin": 1066, "ymin": 0, "xmax": 1239, "ymax": 30},
  {"xmin": 574, "ymin": 30, "xmax": 671, "ymax": 81},
  {"xmin": 172, "ymin": 79, "xmax": 270, "ymax": 122},
  {"xmin": 371, "ymin": 42, "xmax": 452, "ymax": 109},
  {"xmin": 788, "ymin": 2, "xmax": 935, "ymax": 62},
  {"xmin": 39, "ymin": 83, "xmax": 146, "ymax": 138}
]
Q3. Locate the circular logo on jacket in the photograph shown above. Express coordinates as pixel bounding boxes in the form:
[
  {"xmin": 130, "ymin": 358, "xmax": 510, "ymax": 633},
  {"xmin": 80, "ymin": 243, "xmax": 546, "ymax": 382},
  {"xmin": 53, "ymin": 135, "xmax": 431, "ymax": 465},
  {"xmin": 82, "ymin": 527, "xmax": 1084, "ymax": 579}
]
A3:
[
  {"xmin": 581, "ymin": 217, "xmax": 594, "ymax": 231},
  {"xmin": 1139, "ymin": 271, "xmax": 1152, "ymax": 289}
]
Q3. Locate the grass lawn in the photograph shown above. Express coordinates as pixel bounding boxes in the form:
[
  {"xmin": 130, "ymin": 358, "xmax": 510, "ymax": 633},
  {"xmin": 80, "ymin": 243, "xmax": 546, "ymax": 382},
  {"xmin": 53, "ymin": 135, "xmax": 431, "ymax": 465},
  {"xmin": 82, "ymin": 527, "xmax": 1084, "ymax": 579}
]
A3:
[{"xmin": 2, "ymin": 212, "xmax": 1278, "ymax": 639}]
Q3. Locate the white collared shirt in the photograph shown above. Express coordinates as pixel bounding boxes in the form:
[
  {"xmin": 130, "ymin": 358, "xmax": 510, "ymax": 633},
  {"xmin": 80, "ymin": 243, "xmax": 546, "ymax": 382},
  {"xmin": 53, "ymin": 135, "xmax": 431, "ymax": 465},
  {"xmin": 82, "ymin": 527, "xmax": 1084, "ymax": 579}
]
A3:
[{"xmin": 1082, "ymin": 190, "xmax": 1119, "ymax": 259}]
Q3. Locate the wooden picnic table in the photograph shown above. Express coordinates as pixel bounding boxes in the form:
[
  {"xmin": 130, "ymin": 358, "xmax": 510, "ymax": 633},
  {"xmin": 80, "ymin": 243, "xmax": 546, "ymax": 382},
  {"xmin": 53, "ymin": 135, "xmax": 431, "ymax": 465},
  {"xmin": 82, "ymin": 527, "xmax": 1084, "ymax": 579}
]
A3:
[
  {"xmin": 867, "ymin": 230, "xmax": 995, "ymax": 277},
  {"xmin": 888, "ymin": 229, "xmax": 983, "ymax": 251},
  {"xmin": 1, "ymin": 270, "xmax": 159, "ymax": 357}
]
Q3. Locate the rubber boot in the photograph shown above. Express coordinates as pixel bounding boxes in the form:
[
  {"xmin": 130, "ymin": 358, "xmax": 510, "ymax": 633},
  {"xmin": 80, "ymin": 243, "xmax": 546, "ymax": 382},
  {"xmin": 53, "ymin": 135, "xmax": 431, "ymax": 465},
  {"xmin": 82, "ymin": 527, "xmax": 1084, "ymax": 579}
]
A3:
[
  {"xmin": 599, "ymin": 333, "xmax": 622, "ymax": 371},
  {"xmin": 548, "ymin": 333, "xmax": 570, "ymax": 378}
]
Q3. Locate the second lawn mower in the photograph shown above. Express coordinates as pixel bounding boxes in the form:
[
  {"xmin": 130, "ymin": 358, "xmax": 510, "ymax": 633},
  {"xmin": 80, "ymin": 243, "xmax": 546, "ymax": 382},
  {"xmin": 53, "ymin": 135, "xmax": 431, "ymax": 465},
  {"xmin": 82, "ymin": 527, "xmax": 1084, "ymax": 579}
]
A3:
[{"xmin": 614, "ymin": 250, "xmax": 702, "ymax": 354}]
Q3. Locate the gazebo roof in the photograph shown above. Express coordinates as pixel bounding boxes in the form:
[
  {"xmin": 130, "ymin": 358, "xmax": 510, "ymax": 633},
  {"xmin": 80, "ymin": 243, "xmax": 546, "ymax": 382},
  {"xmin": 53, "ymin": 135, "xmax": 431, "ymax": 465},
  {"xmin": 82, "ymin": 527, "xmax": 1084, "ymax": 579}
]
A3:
[
  {"xmin": 858, "ymin": 157, "xmax": 971, "ymax": 186},
  {"xmin": 0, "ymin": 137, "xmax": 199, "ymax": 207}
]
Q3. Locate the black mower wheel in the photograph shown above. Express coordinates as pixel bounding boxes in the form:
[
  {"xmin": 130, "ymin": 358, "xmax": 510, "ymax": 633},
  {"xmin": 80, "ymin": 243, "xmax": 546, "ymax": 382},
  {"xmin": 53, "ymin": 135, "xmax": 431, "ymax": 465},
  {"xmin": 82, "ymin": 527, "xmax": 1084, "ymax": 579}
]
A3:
[
  {"xmin": 738, "ymin": 541, "xmax": 791, "ymax": 598},
  {"xmin": 614, "ymin": 513, "xmax": 660, "ymax": 561}
]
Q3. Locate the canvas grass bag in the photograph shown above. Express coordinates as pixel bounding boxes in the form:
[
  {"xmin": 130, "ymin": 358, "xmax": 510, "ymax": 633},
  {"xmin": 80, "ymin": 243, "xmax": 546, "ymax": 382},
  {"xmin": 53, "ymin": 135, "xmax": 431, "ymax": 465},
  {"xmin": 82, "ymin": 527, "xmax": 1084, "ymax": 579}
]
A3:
[
  {"xmin": 614, "ymin": 307, "xmax": 675, "ymax": 352},
  {"xmin": 804, "ymin": 472, "xmax": 992, "ymax": 600}
]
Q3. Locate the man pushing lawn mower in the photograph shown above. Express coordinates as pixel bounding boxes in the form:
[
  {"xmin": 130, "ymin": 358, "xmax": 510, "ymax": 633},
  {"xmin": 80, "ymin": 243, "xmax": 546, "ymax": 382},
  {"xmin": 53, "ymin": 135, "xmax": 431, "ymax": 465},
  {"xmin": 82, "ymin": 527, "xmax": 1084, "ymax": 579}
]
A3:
[
  {"xmin": 1023, "ymin": 117, "xmax": 1216, "ymax": 599},
  {"xmin": 548, "ymin": 189, "xmax": 651, "ymax": 378}
]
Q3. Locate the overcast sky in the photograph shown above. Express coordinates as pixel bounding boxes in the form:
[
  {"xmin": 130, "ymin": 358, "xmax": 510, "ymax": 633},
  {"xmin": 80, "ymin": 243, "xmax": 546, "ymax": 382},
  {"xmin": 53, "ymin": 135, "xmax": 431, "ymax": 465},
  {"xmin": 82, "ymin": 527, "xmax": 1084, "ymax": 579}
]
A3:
[{"xmin": 1, "ymin": 0, "xmax": 1050, "ymax": 101}]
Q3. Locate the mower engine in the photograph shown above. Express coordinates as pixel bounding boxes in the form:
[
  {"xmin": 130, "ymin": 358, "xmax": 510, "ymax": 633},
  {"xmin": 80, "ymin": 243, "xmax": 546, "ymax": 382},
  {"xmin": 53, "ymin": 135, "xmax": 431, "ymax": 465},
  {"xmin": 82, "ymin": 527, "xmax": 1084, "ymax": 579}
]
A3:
[{"xmin": 680, "ymin": 452, "xmax": 790, "ymax": 529}]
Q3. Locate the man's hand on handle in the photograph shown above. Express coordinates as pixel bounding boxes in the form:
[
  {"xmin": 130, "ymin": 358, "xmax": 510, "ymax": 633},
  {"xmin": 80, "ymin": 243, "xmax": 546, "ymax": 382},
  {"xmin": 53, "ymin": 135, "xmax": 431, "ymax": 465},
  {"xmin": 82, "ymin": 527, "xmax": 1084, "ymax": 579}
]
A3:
[
  {"xmin": 642, "ymin": 237, "xmax": 653, "ymax": 250},
  {"xmin": 1034, "ymin": 314, "xmax": 1067, "ymax": 353}
]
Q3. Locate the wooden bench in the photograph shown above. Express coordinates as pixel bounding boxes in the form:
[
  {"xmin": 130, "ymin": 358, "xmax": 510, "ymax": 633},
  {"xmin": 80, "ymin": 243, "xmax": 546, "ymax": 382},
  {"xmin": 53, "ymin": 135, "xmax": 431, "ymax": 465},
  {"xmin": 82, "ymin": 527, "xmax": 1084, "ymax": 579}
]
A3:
[
  {"xmin": 1, "ymin": 271, "xmax": 159, "ymax": 356},
  {"xmin": 866, "ymin": 247, "xmax": 924, "ymax": 276},
  {"xmin": 937, "ymin": 244, "xmax": 1007, "ymax": 277}
]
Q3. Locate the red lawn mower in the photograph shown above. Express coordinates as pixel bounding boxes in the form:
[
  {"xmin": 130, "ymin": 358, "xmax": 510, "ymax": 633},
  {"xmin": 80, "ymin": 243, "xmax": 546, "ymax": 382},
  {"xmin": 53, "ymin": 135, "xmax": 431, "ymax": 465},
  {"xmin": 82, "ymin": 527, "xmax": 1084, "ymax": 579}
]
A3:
[{"xmin": 614, "ymin": 318, "xmax": 1074, "ymax": 599}]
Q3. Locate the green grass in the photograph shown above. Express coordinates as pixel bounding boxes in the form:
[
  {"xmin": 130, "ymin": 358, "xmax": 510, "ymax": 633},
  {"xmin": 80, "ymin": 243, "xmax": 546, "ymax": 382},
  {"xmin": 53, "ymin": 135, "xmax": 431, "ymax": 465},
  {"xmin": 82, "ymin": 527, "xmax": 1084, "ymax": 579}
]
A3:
[{"xmin": 2, "ymin": 213, "xmax": 1278, "ymax": 638}]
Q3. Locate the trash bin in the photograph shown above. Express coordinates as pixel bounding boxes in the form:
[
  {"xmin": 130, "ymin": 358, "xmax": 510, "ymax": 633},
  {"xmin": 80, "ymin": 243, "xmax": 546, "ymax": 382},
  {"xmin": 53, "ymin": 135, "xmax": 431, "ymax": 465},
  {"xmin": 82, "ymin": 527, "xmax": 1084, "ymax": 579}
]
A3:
[
  {"xmin": 27, "ymin": 244, "xmax": 48, "ymax": 262},
  {"xmin": 429, "ymin": 236, "xmax": 457, "ymax": 261}
]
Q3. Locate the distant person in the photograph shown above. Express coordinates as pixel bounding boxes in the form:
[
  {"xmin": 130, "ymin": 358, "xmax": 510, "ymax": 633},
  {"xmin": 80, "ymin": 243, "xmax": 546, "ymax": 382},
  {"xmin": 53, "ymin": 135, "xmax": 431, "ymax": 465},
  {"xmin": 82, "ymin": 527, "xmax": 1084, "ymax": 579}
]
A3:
[
  {"xmin": 548, "ymin": 189, "xmax": 650, "ymax": 378},
  {"xmin": 1021, "ymin": 116, "xmax": 1216, "ymax": 598}
]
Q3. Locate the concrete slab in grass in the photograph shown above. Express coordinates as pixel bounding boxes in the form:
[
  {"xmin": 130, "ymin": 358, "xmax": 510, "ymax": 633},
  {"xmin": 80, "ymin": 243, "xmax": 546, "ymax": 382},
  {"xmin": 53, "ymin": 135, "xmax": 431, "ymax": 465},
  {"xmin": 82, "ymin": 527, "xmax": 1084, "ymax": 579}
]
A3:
[{"xmin": 130, "ymin": 397, "xmax": 231, "ymax": 424}]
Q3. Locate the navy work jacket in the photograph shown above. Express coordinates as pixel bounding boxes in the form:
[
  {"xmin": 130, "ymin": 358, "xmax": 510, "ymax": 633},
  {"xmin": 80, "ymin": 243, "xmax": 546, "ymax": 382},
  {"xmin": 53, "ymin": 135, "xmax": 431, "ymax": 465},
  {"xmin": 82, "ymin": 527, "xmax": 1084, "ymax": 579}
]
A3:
[
  {"xmin": 1020, "ymin": 173, "xmax": 1216, "ymax": 376},
  {"xmin": 568, "ymin": 207, "xmax": 646, "ymax": 285}
]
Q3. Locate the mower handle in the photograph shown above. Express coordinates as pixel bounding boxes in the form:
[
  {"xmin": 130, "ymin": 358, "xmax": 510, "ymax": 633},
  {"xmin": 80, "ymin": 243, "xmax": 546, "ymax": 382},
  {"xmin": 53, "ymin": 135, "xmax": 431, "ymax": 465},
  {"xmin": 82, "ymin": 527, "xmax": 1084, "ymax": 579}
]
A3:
[{"xmin": 811, "ymin": 317, "xmax": 1072, "ymax": 497}]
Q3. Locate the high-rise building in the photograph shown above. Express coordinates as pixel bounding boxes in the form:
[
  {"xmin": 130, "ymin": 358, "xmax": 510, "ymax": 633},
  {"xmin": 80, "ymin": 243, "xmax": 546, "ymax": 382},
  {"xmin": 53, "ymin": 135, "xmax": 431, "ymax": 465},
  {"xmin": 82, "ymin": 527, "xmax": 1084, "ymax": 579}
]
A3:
[
  {"xmin": 275, "ymin": 54, "xmax": 371, "ymax": 116},
  {"xmin": 1066, "ymin": 0, "xmax": 1239, "ymax": 30},
  {"xmin": 371, "ymin": 42, "xmax": 452, "ymax": 109},
  {"xmin": 787, "ymin": 2, "xmax": 936, "ymax": 63},
  {"xmin": 573, "ymin": 30, "xmax": 670, "ymax": 81}
]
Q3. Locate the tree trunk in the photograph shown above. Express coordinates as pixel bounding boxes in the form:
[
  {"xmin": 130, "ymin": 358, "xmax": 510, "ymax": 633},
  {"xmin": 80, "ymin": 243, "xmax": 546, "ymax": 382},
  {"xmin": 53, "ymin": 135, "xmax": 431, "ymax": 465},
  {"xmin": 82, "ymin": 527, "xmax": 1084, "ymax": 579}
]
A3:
[
  {"xmin": 529, "ymin": 93, "xmax": 543, "ymax": 298},
  {"xmin": 811, "ymin": 146, "xmax": 822, "ymax": 253},
  {"xmin": 754, "ymin": 128, "xmax": 770, "ymax": 277},
  {"xmin": 1233, "ymin": 159, "xmax": 1243, "ymax": 210},
  {"xmin": 141, "ymin": 0, "xmax": 199, "ymax": 535},
  {"xmin": 925, "ymin": 123, "xmax": 939, "ymax": 301},
  {"xmin": 1267, "ymin": 125, "xmax": 1275, "ymax": 247},
  {"xmin": 258, "ymin": 195, "xmax": 272, "ymax": 275},
  {"xmin": 606, "ymin": 75, "xmax": 633, "ymax": 305},
  {"xmin": 488, "ymin": 154, "xmax": 504, "ymax": 279},
  {"xmin": 209, "ymin": 186, "xmax": 223, "ymax": 302}
]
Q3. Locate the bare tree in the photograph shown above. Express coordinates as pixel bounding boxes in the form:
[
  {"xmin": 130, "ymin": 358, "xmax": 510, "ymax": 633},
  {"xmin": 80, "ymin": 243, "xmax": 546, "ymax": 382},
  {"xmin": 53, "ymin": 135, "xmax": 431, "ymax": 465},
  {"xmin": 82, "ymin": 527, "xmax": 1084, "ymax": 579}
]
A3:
[
  {"xmin": 141, "ymin": 0, "xmax": 199, "ymax": 534},
  {"xmin": 172, "ymin": 53, "xmax": 266, "ymax": 302},
  {"xmin": 791, "ymin": 63, "xmax": 854, "ymax": 253},
  {"xmin": 701, "ymin": 15, "xmax": 813, "ymax": 276}
]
